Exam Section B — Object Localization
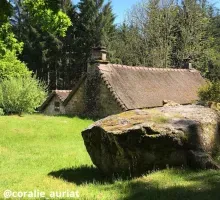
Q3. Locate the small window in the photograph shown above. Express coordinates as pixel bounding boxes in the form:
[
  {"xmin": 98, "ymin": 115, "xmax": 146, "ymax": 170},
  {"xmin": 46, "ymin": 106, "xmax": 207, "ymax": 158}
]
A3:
[{"xmin": 54, "ymin": 101, "xmax": 60, "ymax": 112}]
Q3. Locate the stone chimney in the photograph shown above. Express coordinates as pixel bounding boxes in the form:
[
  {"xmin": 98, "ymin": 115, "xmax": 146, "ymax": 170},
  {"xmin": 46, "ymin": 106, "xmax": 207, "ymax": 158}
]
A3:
[
  {"xmin": 87, "ymin": 46, "xmax": 109, "ymax": 75},
  {"xmin": 183, "ymin": 57, "xmax": 193, "ymax": 69},
  {"xmin": 85, "ymin": 47, "xmax": 109, "ymax": 116},
  {"xmin": 90, "ymin": 47, "xmax": 109, "ymax": 64}
]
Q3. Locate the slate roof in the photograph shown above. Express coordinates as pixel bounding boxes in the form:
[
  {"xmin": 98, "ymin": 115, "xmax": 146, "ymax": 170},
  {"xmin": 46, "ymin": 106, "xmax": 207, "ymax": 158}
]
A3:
[
  {"xmin": 98, "ymin": 64, "xmax": 206, "ymax": 110},
  {"xmin": 40, "ymin": 90, "xmax": 71, "ymax": 111}
]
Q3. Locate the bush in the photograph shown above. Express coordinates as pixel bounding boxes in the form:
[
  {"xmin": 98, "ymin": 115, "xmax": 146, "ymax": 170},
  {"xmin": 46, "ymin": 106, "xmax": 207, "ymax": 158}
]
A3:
[
  {"xmin": 0, "ymin": 76, "xmax": 47, "ymax": 115},
  {"xmin": 0, "ymin": 88, "xmax": 3, "ymax": 115},
  {"xmin": 198, "ymin": 81, "xmax": 220, "ymax": 103},
  {"xmin": 0, "ymin": 108, "xmax": 4, "ymax": 116},
  {"xmin": 0, "ymin": 52, "xmax": 31, "ymax": 80}
]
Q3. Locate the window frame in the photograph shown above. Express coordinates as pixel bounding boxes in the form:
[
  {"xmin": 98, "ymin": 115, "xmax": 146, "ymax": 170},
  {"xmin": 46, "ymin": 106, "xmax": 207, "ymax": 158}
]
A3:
[{"xmin": 54, "ymin": 101, "xmax": 60, "ymax": 112}]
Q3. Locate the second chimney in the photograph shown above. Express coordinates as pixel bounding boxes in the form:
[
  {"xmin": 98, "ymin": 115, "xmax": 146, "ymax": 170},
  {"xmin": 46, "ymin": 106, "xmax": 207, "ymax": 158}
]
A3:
[{"xmin": 183, "ymin": 57, "xmax": 193, "ymax": 69}]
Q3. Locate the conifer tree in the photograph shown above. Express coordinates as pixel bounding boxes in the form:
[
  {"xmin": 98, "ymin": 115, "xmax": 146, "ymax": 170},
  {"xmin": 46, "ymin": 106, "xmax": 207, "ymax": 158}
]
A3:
[{"xmin": 76, "ymin": 0, "xmax": 115, "ymax": 65}]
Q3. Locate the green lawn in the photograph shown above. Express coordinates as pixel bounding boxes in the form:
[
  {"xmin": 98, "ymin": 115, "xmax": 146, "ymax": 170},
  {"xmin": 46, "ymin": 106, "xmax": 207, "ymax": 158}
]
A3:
[{"xmin": 0, "ymin": 115, "xmax": 220, "ymax": 200}]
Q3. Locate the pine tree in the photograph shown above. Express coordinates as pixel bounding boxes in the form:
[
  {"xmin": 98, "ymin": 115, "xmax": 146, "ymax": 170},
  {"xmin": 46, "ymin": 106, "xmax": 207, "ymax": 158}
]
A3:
[
  {"xmin": 60, "ymin": 0, "xmax": 82, "ymax": 88},
  {"xmin": 12, "ymin": 0, "xmax": 78, "ymax": 89},
  {"xmin": 207, "ymin": 12, "xmax": 220, "ymax": 81},
  {"xmin": 76, "ymin": 0, "xmax": 115, "ymax": 65},
  {"xmin": 108, "ymin": 22, "xmax": 145, "ymax": 66},
  {"xmin": 176, "ymin": 0, "xmax": 212, "ymax": 72}
]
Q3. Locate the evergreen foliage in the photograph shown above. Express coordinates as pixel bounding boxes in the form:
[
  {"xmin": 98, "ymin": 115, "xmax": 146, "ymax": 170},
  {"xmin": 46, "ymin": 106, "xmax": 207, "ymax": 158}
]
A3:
[
  {"xmin": 0, "ymin": 0, "xmax": 13, "ymax": 24},
  {"xmin": 0, "ymin": 0, "xmax": 219, "ymax": 96},
  {"xmin": 110, "ymin": 0, "xmax": 217, "ymax": 73},
  {"xmin": 11, "ymin": 0, "xmax": 116, "ymax": 90},
  {"xmin": 76, "ymin": 0, "xmax": 115, "ymax": 66}
]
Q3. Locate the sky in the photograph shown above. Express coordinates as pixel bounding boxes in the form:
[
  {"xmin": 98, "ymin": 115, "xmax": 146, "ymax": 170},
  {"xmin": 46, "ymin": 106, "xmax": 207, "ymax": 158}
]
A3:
[
  {"xmin": 73, "ymin": 0, "xmax": 220, "ymax": 24},
  {"xmin": 73, "ymin": 0, "xmax": 140, "ymax": 24}
]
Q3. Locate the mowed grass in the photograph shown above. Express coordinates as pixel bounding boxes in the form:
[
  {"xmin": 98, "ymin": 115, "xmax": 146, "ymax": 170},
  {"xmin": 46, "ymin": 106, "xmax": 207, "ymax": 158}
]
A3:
[{"xmin": 0, "ymin": 115, "xmax": 220, "ymax": 200}]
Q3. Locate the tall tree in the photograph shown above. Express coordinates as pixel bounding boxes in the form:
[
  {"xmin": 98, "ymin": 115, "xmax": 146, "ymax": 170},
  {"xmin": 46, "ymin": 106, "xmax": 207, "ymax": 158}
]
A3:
[
  {"xmin": 0, "ymin": 0, "xmax": 71, "ymax": 36},
  {"xmin": 206, "ymin": 11, "xmax": 220, "ymax": 81},
  {"xmin": 175, "ymin": 0, "xmax": 212, "ymax": 72},
  {"xmin": 144, "ymin": 0, "xmax": 178, "ymax": 68},
  {"xmin": 11, "ymin": 0, "xmax": 77, "ymax": 89},
  {"xmin": 110, "ymin": 0, "xmax": 216, "ymax": 73},
  {"xmin": 0, "ymin": 0, "xmax": 72, "ymax": 91},
  {"xmin": 108, "ymin": 22, "xmax": 145, "ymax": 66},
  {"xmin": 59, "ymin": 0, "xmax": 82, "ymax": 88},
  {"xmin": 76, "ymin": 0, "xmax": 115, "ymax": 65}
]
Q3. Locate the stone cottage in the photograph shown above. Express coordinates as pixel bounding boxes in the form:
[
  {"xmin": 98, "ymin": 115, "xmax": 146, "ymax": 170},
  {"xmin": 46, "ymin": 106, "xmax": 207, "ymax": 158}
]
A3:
[
  {"xmin": 40, "ymin": 90, "xmax": 71, "ymax": 115},
  {"xmin": 41, "ymin": 47, "xmax": 206, "ymax": 117}
]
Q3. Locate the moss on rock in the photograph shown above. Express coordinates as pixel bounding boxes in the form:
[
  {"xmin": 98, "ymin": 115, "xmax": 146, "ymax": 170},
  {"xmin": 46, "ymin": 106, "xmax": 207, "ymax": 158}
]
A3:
[{"xmin": 82, "ymin": 105, "xmax": 220, "ymax": 176}]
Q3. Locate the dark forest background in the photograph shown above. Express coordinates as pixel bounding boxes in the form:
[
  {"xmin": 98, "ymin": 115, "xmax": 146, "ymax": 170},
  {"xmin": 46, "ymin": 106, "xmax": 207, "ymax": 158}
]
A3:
[{"xmin": 5, "ymin": 0, "xmax": 220, "ymax": 89}]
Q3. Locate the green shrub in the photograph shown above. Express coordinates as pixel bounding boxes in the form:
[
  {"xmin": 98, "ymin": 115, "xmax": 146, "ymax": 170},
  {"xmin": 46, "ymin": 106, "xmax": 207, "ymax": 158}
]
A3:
[
  {"xmin": 198, "ymin": 81, "xmax": 220, "ymax": 102},
  {"xmin": 0, "ymin": 108, "xmax": 4, "ymax": 115},
  {"xmin": 0, "ymin": 76, "xmax": 47, "ymax": 115},
  {"xmin": 0, "ymin": 52, "xmax": 31, "ymax": 80},
  {"xmin": 0, "ymin": 88, "xmax": 3, "ymax": 115}
]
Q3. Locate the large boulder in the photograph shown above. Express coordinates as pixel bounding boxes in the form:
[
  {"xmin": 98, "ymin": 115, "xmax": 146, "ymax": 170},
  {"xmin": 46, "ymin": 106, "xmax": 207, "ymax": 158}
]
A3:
[{"xmin": 82, "ymin": 105, "xmax": 220, "ymax": 176}]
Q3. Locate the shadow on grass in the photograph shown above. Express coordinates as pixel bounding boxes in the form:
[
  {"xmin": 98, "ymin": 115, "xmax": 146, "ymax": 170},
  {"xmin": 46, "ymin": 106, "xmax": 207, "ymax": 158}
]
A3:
[
  {"xmin": 45, "ymin": 114, "xmax": 100, "ymax": 121},
  {"xmin": 123, "ymin": 170, "xmax": 220, "ymax": 200},
  {"xmin": 49, "ymin": 166, "xmax": 220, "ymax": 200},
  {"xmin": 48, "ymin": 165, "xmax": 116, "ymax": 185},
  {"xmin": 123, "ymin": 183, "xmax": 220, "ymax": 200}
]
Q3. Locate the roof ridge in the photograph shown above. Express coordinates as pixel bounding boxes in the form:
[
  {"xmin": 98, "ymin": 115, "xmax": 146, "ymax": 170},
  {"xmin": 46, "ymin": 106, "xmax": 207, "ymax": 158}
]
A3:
[
  {"xmin": 39, "ymin": 91, "xmax": 56, "ymax": 111},
  {"xmin": 109, "ymin": 64, "xmax": 195, "ymax": 72},
  {"xmin": 63, "ymin": 74, "xmax": 87, "ymax": 106},
  {"xmin": 99, "ymin": 71, "xmax": 127, "ymax": 111},
  {"xmin": 54, "ymin": 90, "xmax": 71, "ymax": 92}
]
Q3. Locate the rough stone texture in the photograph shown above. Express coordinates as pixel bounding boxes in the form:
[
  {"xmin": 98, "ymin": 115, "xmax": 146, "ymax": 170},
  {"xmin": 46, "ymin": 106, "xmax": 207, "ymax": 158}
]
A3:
[
  {"xmin": 64, "ymin": 63, "xmax": 123, "ymax": 118},
  {"xmin": 65, "ymin": 83, "xmax": 86, "ymax": 116},
  {"xmin": 84, "ymin": 62, "xmax": 123, "ymax": 118},
  {"xmin": 93, "ymin": 81, "xmax": 123, "ymax": 118},
  {"xmin": 82, "ymin": 105, "xmax": 220, "ymax": 176},
  {"xmin": 163, "ymin": 100, "xmax": 180, "ymax": 107},
  {"xmin": 64, "ymin": 77, "xmax": 122, "ymax": 117},
  {"xmin": 56, "ymin": 61, "xmax": 205, "ymax": 118},
  {"xmin": 43, "ymin": 96, "xmax": 65, "ymax": 115}
]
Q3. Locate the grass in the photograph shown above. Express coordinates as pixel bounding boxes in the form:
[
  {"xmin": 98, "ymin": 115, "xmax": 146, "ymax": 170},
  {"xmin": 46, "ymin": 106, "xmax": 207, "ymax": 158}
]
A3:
[{"xmin": 0, "ymin": 114, "xmax": 220, "ymax": 200}]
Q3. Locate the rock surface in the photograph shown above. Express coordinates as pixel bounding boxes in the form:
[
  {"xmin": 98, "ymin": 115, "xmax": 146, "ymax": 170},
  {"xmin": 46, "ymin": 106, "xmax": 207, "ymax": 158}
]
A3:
[{"xmin": 82, "ymin": 105, "xmax": 220, "ymax": 176}]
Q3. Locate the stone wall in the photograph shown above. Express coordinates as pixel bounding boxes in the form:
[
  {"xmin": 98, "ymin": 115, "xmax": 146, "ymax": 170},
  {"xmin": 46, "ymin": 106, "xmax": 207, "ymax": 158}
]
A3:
[
  {"xmin": 65, "ymin": 82, "xmax": 86, "ymax": 116},
  {"xmin": 64, "ymin": 63, "xmax": 123, "ymax": 118},
  {"xmin": 84, "ymin": 63, "xmax": 101, "ymax": 117},
  {"xmin": 64, "ymin": 76, "xmax": 122, "ymax": 118},
  {"xmin": 85, "ymin": 63, "xmax": 123, "ymax": 118},
  {"xmin": 43, "ymin": 96, "xmax": 65, "ymax": 115},
  {"xmin": 96, "ymin": 81, "xmax": 123, "ymax": 118}
]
